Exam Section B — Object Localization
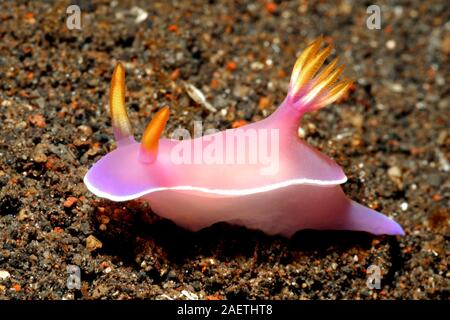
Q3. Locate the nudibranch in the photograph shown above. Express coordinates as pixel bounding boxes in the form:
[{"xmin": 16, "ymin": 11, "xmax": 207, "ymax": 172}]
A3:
[{"xmin": 84, "ymin": 36, "xmax": 404, "ymax": 237}]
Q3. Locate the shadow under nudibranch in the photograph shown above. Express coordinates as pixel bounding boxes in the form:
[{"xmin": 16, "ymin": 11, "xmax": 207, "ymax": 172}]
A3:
[{"xmin": 90, "ymin": 199, "xmax": 394, "ymax": 270}]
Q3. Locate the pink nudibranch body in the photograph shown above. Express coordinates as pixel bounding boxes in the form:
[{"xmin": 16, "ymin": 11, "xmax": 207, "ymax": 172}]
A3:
[{"xmin": 84, "ymin": 37, "xmax": 404, "ymax": 237}]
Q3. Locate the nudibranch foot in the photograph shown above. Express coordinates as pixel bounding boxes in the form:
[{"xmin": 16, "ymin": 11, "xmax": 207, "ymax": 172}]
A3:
[
  {"xmin": 140, "ymin": 185, "xmax": 403, "ymax": 238},
  {"xmin": 84, "ymin": 37, "xmax": 404, "ymax": 238}
]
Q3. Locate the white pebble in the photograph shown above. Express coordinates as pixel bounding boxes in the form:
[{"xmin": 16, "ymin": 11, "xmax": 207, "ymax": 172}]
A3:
[
  {"xmin": 220, "ymin": 108, "xmax": 228, "ymax": 117},
  {"xmin": 388, "ymin": 166, "xmax": 401, "ymax": 178},
  {"xmin": 250, "ymin": 61, "xmax": 264, "ymax": 70},
  {"xmin": 130, "ymin": 6, "xmax": 148, "ymax": 24},
  {"xmin": 386, "ymin": 40, "xmax": 396, "ymax": 50},
  {"xmin": 180, "ymin": 290, "xmax": 198, "ymax": 300},
  {"xmin": 298, "ymin": 127, "xmax": 306, "ymax": 139},
  {"xmin": 185, "ymin": 83, "xmax": 217, "ymax": 112},
  {"xmin": 400, "ymin": 202, "xmax": 408, "ymax": 211},
  {"xmin": 0, "ymin": 270, "xmax": 10, "ymax": 280},
  {"xmin": 394, "ymin": 6, "xmax": 403, "ymax": 17},
  {"xmin": 391, "ymin": 83, "xmax": 403, "ymax": 93}
]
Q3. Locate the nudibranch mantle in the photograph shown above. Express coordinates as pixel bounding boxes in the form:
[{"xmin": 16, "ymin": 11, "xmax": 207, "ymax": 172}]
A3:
[{"xmin": 84, "ymin": 36, "xmax": 404, "ymax": 237}]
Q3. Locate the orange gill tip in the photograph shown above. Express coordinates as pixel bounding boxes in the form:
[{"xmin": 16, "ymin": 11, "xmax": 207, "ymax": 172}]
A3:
[
  {"xmin": 317, "ymin": 79, "xmax": 354, "ymax": 108},
  {"xmin": 313, "ymin": 57, "xmax": 339, "ymax": 85},
  {"xmin": 290, "ymin": 35, "xmax": 323, "ymax": 86},
  {"xmin": 139, "ymin": 106, "xmax": 170, "ymax": 164},
  {"xmin": 292, "ymin": 43, "xmax": 333, "ymax": 95},
  {"xmin": 301, "ymin": 63, "xmax": 345, "ymax": 105},
  {"xmin": 110, "ymin": 62, "xmax": 135, "ymax": 147}
]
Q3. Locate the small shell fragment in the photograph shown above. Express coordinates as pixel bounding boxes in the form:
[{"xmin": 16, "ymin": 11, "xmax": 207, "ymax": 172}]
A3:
[{"xmin": 184, "ymin": 83, "xmax": 217, "ymax": 112}]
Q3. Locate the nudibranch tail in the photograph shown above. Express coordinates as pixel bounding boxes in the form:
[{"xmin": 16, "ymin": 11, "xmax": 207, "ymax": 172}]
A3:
[
  {"xmin": 341, "ymin": 201, "xmax": 405, "ymax": 236},
  {"xmin": 288, "ymin": 37, "xmax": 353, "ymax": 113},
  {"xmin": 110, "ymin": 62, "xmax": 135, "ymax": 147},
  {"xmin": 139, "ymin": 106, "xmax": 170, "ymax": 163}
]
